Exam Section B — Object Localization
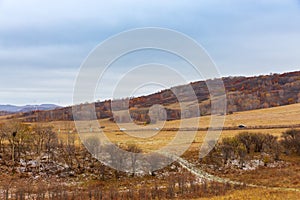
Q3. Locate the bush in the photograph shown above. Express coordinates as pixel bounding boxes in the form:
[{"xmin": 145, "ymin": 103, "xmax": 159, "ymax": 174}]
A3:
[
  {"xmin": 212, "ymin": 132, "xmax": 281, "ymax": 167},
  {"xmin": 219, "ymin": 137, "xmax": 248, "ymax": 167},
  {"xmin": 236, "ymin": 132, "xmax": 279, "ymax": 155},
  {"xmin": 236, "ymin": 132, "xmax": 263, "ymax": 153},
  {"xmin": 281, "ymin": 129, "xmax": 300, "ymax": 155}
]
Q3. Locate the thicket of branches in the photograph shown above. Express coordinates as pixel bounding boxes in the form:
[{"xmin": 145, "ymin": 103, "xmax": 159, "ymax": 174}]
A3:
[
  {"xmin": 0, "ymin": 121, "xmax": 57, "ymax": 166},
  {"xmin": 0, "ymin": 120, "xmax": 169, "ymax": 179},
  {"xmin": 281, "ymin": 129, "xmax": 300, "ymax": 155},
  {"xmin": 202, "ymin": 130, "xmax": 300, "ymax": 168},
  {"xmin": 0, "ymin": 173, "xmax": 242, "ymax": 200}
]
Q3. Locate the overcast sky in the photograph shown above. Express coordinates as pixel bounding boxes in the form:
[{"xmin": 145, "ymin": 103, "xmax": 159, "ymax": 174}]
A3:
[{"xmin": 0, "ymin": 0, "xmax": 300, "ymax": 106}]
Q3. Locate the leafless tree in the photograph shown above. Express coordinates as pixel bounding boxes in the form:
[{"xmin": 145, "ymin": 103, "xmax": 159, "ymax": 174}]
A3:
[
  {"xmin": 146, "ymin": 153, "xmax": 165, "ymax": 176},
  {"xmin": 84, "ymin": 136, "xmax": 101, "ymax": 158},
  {"xmin": 3, "ymin": 120, "xmax": 30, "ymax": 165},
  {"xmin": 105, "ymin": 144, "xmax": 126, "ymax": 179},
  {"xmin": 126, "ymin": 143, "xmax": 142, "ymax": 177}
]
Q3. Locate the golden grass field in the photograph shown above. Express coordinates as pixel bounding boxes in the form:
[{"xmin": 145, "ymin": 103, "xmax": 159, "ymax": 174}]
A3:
[
  {"xmin": 16, "ymin": 103, "xmax": 299, "ymax": 153},
  {"xmin": 1, "ymin": 103, "xmax": 300, "ymax": 199},
  {"xmin": 199, "ymin": 187, "xmax": 300, "ymax": 200},
  {"xmin": 39, "ymin": 103, "xmax": 300, "ymax": 199},
  {"xmin": 166, "ymin": 102, "xmax": 300, "ymax": 128}
]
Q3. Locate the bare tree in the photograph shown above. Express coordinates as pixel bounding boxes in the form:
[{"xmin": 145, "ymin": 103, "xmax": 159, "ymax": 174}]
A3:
[
  {"xmin": 84, "ymin": 136, "xmax": 101, "ymax": 170},
  {"xmin": 0, "ymin": 123, "xmax": 6, "ymax": 153},
  {"xmin": 126, "ymin": 143, "xmax": 142, "ymax": 177},
  {"xmin": 3, "ymin": 121, "xmax": 30, "ymax": 165},
  {"xmin": 146, "ymin": 153, "xmax": 165, "ymax": 176},
  {"xmin": 105, "ymin": 144, "xmax": 126, "ymax": 179},
  {"xmin": 63, "ymin": 133, "xmax": 76, "ymax": 169},
  {"xmin": 84, "ymin": 136, "xmax": 101, "ymax": 158},
  {"xmin": 44, "ymin": 126, "xmax": 58, "ymax": 163},
  {"xmin": 32, "ymin": 125, "xmax": 49, "ymax": 154}
]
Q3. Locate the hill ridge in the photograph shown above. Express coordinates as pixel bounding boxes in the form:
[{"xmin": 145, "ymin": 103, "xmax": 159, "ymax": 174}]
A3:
[{"xmin": 6, "ymin": 70, "xmax": 300, "ymax": 122}]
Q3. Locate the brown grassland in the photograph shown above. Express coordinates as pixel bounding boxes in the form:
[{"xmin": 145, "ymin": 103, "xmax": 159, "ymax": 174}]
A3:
[
  {"xmin": 21, "ymin": 103, "xmax": 300, "ymax": 152},
  {"xmin": 0, "ymin": 103, "xmax": 300, "ymax": 199}
]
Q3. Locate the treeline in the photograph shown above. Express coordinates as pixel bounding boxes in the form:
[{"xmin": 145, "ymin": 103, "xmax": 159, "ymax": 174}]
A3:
[{"xmin": 14, "ymin": 71, "xmax": 300, "ymax": 123}]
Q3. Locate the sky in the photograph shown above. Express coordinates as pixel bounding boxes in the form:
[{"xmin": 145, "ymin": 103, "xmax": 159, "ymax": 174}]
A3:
[{"xmin": 0, "ymin": 0, "xmax": 300, "ymax": 106}]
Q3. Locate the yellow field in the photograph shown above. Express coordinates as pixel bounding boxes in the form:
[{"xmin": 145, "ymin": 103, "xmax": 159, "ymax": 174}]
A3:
[
  {"xmin": 166, "ymin": 102, "xmax": 300, "ymax": 128},
  {"xmin": 5, "ymin": 103, "xmax": 296, "ymax": 153},
  {"xmin": 0, "ymin": 103, "xmax": 299, "ymax": 199},
  {"xmin": 199, "ymin": 188, "xmax": 300, "ymax": 200}
]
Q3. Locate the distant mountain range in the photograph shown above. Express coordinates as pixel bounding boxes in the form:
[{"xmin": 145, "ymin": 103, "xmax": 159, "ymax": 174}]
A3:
[{"xmin": 0, "ymin": 104, "xmax": 61, "ymax": 113}]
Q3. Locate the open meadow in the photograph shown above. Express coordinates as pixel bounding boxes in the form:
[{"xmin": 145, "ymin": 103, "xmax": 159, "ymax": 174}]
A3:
[
  {"xmin": 21, "ymin": 103, "xmax": 300, "ymax": 152},
  {"xmin": 0, "ymin": 103, "xmax": 299, "ymax": 199}
]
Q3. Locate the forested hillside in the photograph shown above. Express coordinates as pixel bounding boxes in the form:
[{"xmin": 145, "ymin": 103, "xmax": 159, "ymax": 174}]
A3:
[{"xmin": 15, "ymin": 71, "xmax": 300, "ymax": 123}]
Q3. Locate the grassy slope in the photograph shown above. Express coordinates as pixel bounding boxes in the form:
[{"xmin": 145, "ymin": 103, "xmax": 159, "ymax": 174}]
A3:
[
  {"xmin": 166, "ymin": 102, "xmax": 300, "ymax": 128},
  {"xmin": 1, "ymin": 103, "xmax": 299, "ymax": 152}
]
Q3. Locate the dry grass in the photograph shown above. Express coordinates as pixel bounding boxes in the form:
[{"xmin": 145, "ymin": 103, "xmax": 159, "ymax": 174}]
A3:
[
  {"xmin": 217, "ymin": 155, "xmax": 300, "ymax": 189},
  {"xmin": 17, "ymin": 103, "xmax": 300, "ymax": 132},
  {"xmin": 166, "ymin": 103, "xmax": 300, "ymax": 128},
  {"xmin": 0, "ymin": 104, "xmax": 300, "ymax": 199},
  {"xmin": 1, "ymin": 103, "xmax": 297, "ymax": 153},
  {"xmin": 198, "ymin": 187, "xmax": 300, "ymax": 200}
]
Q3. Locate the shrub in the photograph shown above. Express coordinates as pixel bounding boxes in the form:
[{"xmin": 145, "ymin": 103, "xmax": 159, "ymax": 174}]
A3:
[
  {"xmin": 281, "ymin": 129, "xmax": 300, "ymax": 155},
  {"xmin": 236, "ymin": 132, "xmax": 279, "ymax": 155},
  {"xmin": 210, "ymin": 132, "xmax": 281, "ymax": 167},
  {"xmin": 219, "ymin": 137, "xmax": 240, "ymax": 164}
]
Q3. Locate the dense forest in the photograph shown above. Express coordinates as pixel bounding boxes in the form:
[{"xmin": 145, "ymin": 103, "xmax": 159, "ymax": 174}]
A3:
[{"xmin": 15, "ymin": 71, "xmax": 300, "ymax": 123}]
